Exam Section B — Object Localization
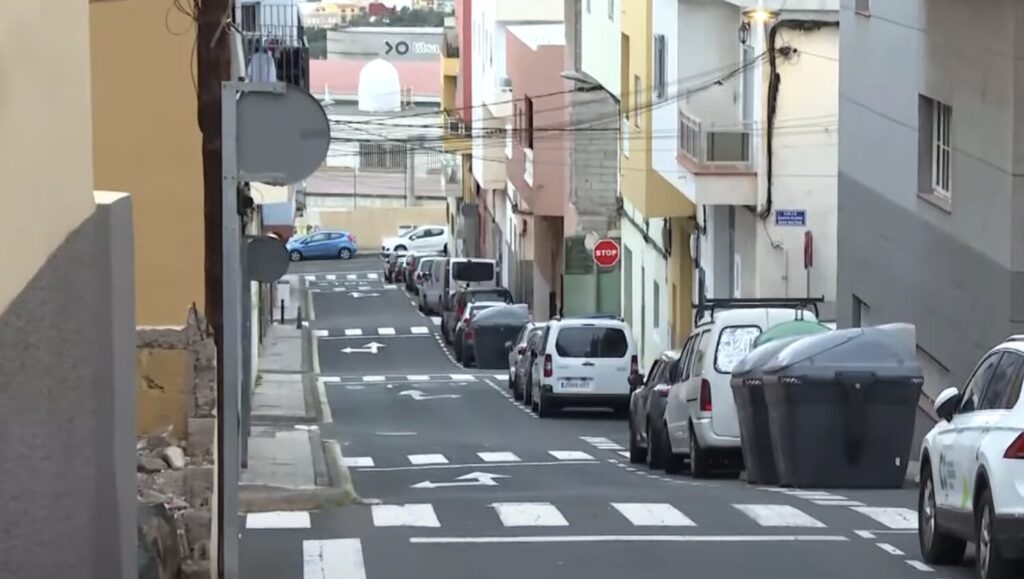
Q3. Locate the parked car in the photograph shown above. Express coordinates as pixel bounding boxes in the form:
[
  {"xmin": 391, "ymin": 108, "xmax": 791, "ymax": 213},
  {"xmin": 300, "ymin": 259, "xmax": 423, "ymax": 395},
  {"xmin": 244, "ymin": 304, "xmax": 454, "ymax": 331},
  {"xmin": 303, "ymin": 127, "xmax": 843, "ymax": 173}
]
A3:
[
  {"xmin": 381, "ymin": 225, "xmax": 448, "ymax": 255},
  {"xmin": 507, "ymin": 322, "xmax": 541, "ymax": 397},
  {"xmin": 628, "ymin": 349, "xmax": 682, "ymax": 469},
  {"xmin": 383, "ymin": 250, "xmax": 407, "ymax": 283},
  {"xmin": 917, "ymin": 335, "xmax": 1024, "ymax": 579},
  {"xmin": 404, "ymin": 252, "xmax": 445, "ymax": 293},
  {"xmin": 393, "ymin": 254, "xmax": 411, "ymax": 284},
  {"xmin": 526, "ymin": 316, "xmax": 639, "ymax": 418},
  {"xmin": 412, "ymin": 256, "xmax": 444, "ymax": 301},
  {"xmin": 661, "ymin": 303, "xmax": 820, "ymax": 477},
  {"xmin": 286, "ymin": 230, "xmax": 357, "ymax": 262},
  {"xmin": 453, "ymin": 301, "xmax": 508, "ymax": 365},
  {"xmin": 418, "ymin": 257, "xmax": 449, "ymax": 314},
  {"xmin": 518, "ymin": 328, "xmax": 548, "ymax": 407},
  {"xmin": 441, "ymin": 287, "xmax": 514, "ymax": 344}
]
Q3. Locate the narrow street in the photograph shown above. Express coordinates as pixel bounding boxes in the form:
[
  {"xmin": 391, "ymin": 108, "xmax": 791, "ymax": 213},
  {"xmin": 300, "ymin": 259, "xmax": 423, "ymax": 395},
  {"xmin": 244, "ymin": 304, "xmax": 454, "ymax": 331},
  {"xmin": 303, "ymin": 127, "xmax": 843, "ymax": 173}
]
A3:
[{"xmin": 240, "ymin": 257, "xmax": 976, "ymax": 579}]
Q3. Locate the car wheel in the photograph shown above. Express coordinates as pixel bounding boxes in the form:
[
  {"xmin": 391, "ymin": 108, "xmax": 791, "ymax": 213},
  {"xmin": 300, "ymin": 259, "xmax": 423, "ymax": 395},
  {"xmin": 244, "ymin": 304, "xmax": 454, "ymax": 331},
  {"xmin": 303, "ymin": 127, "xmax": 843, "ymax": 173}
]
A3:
[
  {"xmin": 918, "ymin": 465, "xmax": 966, "ymax": 565},
  {"xmin": 394, "ymin": 245, "xmax": 407, "ymax": 252},
  {"xmin": 663, "ymin": 425, "xmax": 685, "ymax": 474},
  {"xmin": 512, "ymin": 377, "xmax": 523, "ymax": 401},
  {"xmin": 628, "ymin": 418, "xmax": 647, "ymax": 464},
  {"xmin": 977, "ymin": 488, "xmax": 1016, "ymax": 579},
  {"xmin": 537, "ymin": 390, "xmax": 554, "ymax": 418},
  {"xmin": 645, "ymin": 425, "xmax": 663, "ymax": 469},
  {"xmin": 530, "ymin": 386, "xmax": 539, "ymax": 412},
  {"xmin": 338, "ymin": 248, "xmax": 352, "ymax": 260},
  {"xmin": 523, "ymin": 376, "xmax": 533, "ymax": 406},
  {"xmin": 289, "ymin": 250, "xmax": 302, "ymax": 262},
  {"xmin": 689, "ymin": 423, "xmax": 711, "ymax": 478}
]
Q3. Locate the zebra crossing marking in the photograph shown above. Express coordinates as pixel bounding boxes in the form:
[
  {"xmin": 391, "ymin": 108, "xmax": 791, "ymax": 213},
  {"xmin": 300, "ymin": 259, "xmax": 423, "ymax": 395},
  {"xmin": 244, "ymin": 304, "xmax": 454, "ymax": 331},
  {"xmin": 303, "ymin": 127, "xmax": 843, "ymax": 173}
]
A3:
[
  {"xmin": 850, "ymin": 507, "xmax": 917, "ymax": 530},
  {"xmin": 344, "ymin": 328, "xmax": 363, "ymax": 336},
  {"xmin": 408, "ymin": 454, "xmax": 449, "ymax": 465},
  {"xmin": 378, "ymin": 327, "xmax": 396, "ymax": 335},
  {"xmin": 478, "ymin": 451, "xmax": 521, "ymax": 463},
  {"xmin": 410, "ymin": 326, "xmax": 430, "ymax": 334},
  {"xmin": 246, "ymin": 511, "xmax": 311, "ymax": 529},
  {"xmin": 371, "ymin": 504, "xmax": 441, "ymax": 527},
  {"xmin": 611, "ymin": 503, "xmax": 697, "ymax": 527},
  {"xmin": 302, "ymin": 539, "xmax": 366, "ymax": 579},
  {"xmin": 733, "ymin": 504, "xmax": 826, "ymax": 528},
  {"xmin": 548, "ymin": 450, "xmax": 595, "ymax": 461},
  {"xmin": 491, "ymin": 502, "xmax": 569, "ymax": 527},
  {"xmin": 580, "ymin": 436, "xmax": 625, "ymax": 450},
  {"xmin": 406, "ymin": 374, "xmax": 431, "ymax": 381},
  {"xmin": 343, "ymin": 457, "xmax": 375, "ymax": 468}
]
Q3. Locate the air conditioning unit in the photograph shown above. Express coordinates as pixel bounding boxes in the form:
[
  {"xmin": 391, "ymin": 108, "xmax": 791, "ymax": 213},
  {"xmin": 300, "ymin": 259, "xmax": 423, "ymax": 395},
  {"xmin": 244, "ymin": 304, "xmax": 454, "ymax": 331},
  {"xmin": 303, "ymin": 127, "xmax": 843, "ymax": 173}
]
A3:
[
  {"xmin": 498, "ymin": 76, "xmax": 512, "ymax": 92},
  {"xmin": 447, "ymin": 118, "xmax": 461, "ymax": 134}
]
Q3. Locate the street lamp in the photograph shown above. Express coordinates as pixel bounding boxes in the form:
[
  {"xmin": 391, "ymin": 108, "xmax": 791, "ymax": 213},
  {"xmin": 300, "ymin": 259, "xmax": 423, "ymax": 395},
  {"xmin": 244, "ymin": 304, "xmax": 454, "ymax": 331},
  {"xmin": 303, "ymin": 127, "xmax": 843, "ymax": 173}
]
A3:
[{"xmin": 742, "ymin": 6, "xmax": 778, "ymax": 24}]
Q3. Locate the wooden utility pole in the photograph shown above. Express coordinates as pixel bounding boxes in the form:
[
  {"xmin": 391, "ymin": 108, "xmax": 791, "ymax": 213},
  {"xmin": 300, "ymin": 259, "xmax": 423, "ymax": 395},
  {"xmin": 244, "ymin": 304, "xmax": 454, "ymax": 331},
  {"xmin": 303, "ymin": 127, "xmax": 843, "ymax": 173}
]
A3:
[{"xmin": 198, "ymin": 0, "xmax": 233, "ymax": 385}]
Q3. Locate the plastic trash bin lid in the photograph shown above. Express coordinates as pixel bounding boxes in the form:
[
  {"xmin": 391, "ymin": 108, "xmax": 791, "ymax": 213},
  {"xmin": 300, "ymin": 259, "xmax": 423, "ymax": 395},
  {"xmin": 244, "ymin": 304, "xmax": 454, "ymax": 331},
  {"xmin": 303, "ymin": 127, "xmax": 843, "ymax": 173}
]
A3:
[
  {"xmin": 753, "ymin": 320, "xmax": 831, "ymax": 348},
  {"xmin": 732, "ymin": 335, "xmax": 805, "ymax": 377},
  {"xmin": 761, "ymin": 323, "xmax": 920, "ymax": 376},
  {"xmin": 472, "ymin": 304, "xmax": 532, "ymax": 327}
]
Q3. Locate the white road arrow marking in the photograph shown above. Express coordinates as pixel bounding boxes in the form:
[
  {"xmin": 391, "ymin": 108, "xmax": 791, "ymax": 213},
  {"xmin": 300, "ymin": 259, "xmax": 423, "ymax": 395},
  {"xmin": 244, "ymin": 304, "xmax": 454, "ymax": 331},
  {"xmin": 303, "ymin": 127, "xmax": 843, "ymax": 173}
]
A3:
[
  {"xmin": 398, "ymin": 389, "xmax": 462, "ymax": 401},
  {"xmin": 341, "ymin": 342, "xmax": 386, "ymax": 354},
  {"xmin": 348, "ymin": 292, "xmax": 381, "ymax": 298},
  {"xmin": 410, "ymin": 472, "xmax": 508, "ymax": 489}
]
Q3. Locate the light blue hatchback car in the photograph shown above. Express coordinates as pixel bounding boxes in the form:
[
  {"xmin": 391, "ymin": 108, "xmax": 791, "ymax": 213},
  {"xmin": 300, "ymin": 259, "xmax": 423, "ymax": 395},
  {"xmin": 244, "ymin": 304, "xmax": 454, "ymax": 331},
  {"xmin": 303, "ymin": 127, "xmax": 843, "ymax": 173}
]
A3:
[{"xmin": 286, "ymin": 230, "xmax": 357, "ymax": 261}]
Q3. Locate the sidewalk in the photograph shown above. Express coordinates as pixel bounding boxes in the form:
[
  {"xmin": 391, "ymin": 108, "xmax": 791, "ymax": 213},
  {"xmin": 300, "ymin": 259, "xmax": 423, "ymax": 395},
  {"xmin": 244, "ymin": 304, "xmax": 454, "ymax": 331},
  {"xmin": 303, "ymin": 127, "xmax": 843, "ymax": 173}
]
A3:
[{"xmin": 241, "ymin": 275, "xmax": 357, "ymax": 512}]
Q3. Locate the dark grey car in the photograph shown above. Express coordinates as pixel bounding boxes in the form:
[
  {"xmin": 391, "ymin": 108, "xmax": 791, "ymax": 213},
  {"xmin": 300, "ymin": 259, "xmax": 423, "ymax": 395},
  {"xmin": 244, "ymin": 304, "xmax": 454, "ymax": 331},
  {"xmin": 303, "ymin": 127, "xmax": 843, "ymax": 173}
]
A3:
[{"xmin": 628, "ymin": 349, "xmax": 682, "ymax": 468}]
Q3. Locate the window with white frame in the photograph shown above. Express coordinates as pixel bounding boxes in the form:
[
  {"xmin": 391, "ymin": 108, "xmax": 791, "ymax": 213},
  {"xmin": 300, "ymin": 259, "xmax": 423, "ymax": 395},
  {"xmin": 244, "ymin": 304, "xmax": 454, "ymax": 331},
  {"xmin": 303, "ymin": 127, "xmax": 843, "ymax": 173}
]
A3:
[
  {"xmin": 653, "ymin": 34, "xmax": 666, "ymax": 100},
  {"xmin": 932, "ymin": 100, "xmax": 952, "ymax": 198}
]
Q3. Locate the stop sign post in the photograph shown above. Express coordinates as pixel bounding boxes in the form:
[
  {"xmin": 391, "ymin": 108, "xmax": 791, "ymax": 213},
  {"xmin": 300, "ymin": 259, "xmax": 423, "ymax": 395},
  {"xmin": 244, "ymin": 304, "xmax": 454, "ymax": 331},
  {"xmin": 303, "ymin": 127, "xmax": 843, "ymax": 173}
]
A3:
[{"xmin": 592, "ymin": 239, "xmax": 621, "ymax": 268}]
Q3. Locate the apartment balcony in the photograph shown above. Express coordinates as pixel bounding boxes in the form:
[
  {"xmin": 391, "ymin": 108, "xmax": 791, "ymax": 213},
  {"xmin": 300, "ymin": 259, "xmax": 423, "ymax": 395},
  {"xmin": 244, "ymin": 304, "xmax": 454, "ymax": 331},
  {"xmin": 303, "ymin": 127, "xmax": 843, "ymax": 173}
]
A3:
[
  {"xmin": 442, "ymin": 28, "xmax": 460, "ymax": 78},
  {"xmin": 238, "ymin": 3, "xmax": 310, "ymax": 91},
  {"xmin": 677, "ymin": 108, "xmax": 757, "ymax": 206},
  {"xmin": 442, "ymin": 111, "xmax": 472, "ymax": 154}
]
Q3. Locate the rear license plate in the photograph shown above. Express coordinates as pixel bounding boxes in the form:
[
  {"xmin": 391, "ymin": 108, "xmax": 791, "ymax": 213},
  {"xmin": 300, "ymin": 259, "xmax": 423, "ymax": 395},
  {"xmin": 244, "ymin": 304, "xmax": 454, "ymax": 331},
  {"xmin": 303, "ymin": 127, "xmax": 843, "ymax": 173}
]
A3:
[{"xmin": 560, "ymin": 379, "xmax": 592, "ymax": 391}]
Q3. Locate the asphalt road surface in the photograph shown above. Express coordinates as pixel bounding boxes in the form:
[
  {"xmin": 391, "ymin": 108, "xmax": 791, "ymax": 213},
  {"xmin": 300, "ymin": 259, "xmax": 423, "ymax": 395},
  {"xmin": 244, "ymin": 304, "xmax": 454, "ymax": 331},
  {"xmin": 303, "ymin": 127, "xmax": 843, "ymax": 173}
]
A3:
[{"xmin": 241, "ymin": 255, "xmax": 976, "ymax": 579}]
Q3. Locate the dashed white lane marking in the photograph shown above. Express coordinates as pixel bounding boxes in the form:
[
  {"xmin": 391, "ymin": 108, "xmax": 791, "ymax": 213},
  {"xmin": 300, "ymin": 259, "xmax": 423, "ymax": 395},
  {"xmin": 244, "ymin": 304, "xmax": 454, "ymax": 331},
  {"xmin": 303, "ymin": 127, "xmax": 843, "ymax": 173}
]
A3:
[
  {"xmin": 378, "ymin": 327, "xmax": 396, "ymax": 335},
  {"xmin": 406, "ymin": 374, "xmax": 431, "ymax": 381},
  {"xmin": 813, "ymin": 500, "xmax": 866, "ymax": 507},
  {"xmin": 430, "ymin": 316, "xmax": 442, "ymax": 325},
  {"xmin": 876, "ymin": 542, "xmax": 905, "ymax": 556},
  {"xmin": 362, "ymin": 376, "xmax": 386, "ymax": 382},
  {"xmin": 343, "ymin": 457, "xmax": 375, "ymax": 467},
  {"xmin": 303, "ymin": 539, "xmax": 366, "ymax": 579},
  {"xmin": 612, "ymin": 503, "xmax": 697, "ymax": 527},
  {"xmin": 344, "ymin": 328, "xmax": 363, "ymax": 336},
  {"xmin": 850, "ymin": 507, "xmax": 918, "ymax": 530},
  {"xmin": 325, "ymin": 274, "xmax": 337, "ymax": 280},
  {"xmin": 408, "ymin": 454, "xmax": 449, "ymax": 465},
  {"xmin": 371, "ymin": 504, "xmax": 441, "ymax": 527},
  {"xmin": 854, "ymin": 530, "xmax": 877, "ymax": 539},
  {"xmin": 319, "ymin": 377, "xmax": 341, "ymax": 384},
  {"xmin": 305, "ymin": 275, "xmax": 315, "ymax": 281},
  {"xmin": 411, "ymin": 326, "xmax": 430, "ymax": 334},
  {"xmin": 905, "ymin": 560, "xmax": 933, "ymax": 572},
  {"xmin": 346, "ymin": 274, "xmax": 358, "ymax": 280},
  {"xmin": 491, "ymin": 502, "xmax": 569, "ymax": 527},
  {"xmin": 580, "ymin": 436, "xmax": 625, "ymax": 450},
  {"xmin": 450, "ymin": 373, "xmax": 474, "ymax": 381},
  {"xmin": 246, "ymin": 511, "xmax": 311, "ymax": 529},
  {"xmin": 410, "ymin": 534, "xmax": 850, "ymax": 544},
  {"xmin": 733, "ymin": 505, "xmax": 826, "ymax": 528},
  {"xmin": 788, "ymin": 491, "xmax": 844, "ymax": 500},
  {"xmin": 367, "ymin": 273, "xmax": 379, "ymax": 279},
  {"xmin": 549, "ymin": 450, "xmax": 595, "ymax": 461},
  {"xmin": 313, "ymin": 329, "xmax": 328, "ymax": 337},
  {"xmin": 478, "ymin": 452, "xmax": 521, "ymax": 462}
]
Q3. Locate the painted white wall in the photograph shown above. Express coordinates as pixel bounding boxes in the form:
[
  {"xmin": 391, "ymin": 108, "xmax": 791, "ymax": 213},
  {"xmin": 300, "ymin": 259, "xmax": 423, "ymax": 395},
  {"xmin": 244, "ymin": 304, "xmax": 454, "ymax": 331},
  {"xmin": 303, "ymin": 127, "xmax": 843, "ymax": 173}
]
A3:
[
  {"xmin": 581, "ymin": 0, "xmax": 621, "ymax": 98},
  {"xmin": 650, "ymin": 0, "xmax": 679, "ymax": 186},
  {"xmin": 621, "ymin": 198, "xmax": 670, "ymax": 368},
  {"xmin": 721, "ymin": 0, "xmax": 838, "ymax": 11},
  {"xmin": 677, "ymin": 0, "xmax": 743, "ymax": 126}
]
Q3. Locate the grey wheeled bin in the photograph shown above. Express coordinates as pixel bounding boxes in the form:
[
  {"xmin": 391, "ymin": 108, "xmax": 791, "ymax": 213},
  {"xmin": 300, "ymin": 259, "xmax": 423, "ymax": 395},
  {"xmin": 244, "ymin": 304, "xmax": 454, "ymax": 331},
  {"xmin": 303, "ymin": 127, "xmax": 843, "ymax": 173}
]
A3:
[
  {"xmin": 761, "ymin": 323, "xmax": 924, "ymax": 489},
  {"xmin": 470, "ymin": 304, "xmax": 531, "ymax": 370},
  {"xmin": 731, "ymin": 336, "xmax": 805, "ymax": 486}
]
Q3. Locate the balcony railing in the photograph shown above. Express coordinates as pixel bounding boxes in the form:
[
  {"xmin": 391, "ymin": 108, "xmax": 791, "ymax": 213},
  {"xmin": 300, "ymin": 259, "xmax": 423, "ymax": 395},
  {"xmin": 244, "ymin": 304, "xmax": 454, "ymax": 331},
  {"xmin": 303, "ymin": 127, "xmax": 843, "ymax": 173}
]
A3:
[
  {"xmin": 239, "ymin": 3, "xmax": 310, "ymax": 91},
  {"xmin": 679, "ymin": 108, "xmax": 753, "ymax": 166}
]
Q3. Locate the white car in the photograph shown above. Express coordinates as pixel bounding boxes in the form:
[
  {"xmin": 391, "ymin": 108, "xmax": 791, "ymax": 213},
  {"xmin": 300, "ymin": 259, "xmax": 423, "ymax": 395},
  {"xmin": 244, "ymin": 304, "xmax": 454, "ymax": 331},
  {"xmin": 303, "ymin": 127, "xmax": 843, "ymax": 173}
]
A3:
[
  {"xmin": 661, "ymin": 306, "xmax": 819, "ymax": 477},
  {"xmin": 918, "ymin": 336, "xmax": 1024, "ymax": 579},
  {"xmin": 527, "ymin": 316, "xmax": 639, "ymax": 418},
  {"xmin": 381, "ymin": 225, "xmax": 448, "ymax": 255}
]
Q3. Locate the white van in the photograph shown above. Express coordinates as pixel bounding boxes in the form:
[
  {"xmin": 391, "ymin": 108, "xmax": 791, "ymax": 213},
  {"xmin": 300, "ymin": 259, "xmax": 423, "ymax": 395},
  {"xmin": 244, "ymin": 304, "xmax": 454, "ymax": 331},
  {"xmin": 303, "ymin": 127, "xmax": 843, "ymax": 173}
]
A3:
[
  {"xmin": 660, "ymin": 305, "xmax": 819, "ymax": 477},
  {"xmin": 444, "ymin": 258, "xmax": 497, "ymax": 295},
  {"xmin": 418, "ymin": 257, "xmax": 449, "ymax": 314},
  {"xmin": 528, "ymin": 316, "xmax": 639, "ymax": 418}
]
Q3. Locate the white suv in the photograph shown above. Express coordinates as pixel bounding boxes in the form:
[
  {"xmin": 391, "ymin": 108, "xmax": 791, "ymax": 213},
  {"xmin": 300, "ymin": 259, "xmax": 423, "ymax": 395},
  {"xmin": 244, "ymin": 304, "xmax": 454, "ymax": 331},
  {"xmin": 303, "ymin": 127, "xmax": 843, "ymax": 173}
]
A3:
[
  {"xmin": 528, "ymin": 316, "xmax": 639, "ymax": 418},
  {"xmin": 918, "ymin": 336, "xmax": 1024, "ymax": 579}
]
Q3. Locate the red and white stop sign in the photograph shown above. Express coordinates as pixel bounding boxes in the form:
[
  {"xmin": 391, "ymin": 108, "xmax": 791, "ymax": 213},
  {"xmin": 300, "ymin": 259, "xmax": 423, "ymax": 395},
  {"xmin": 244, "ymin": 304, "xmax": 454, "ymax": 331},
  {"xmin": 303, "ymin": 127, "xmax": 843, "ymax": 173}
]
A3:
[{"xmin": 592, "ymin": 239, "xmax": 621, "ymax": 268}]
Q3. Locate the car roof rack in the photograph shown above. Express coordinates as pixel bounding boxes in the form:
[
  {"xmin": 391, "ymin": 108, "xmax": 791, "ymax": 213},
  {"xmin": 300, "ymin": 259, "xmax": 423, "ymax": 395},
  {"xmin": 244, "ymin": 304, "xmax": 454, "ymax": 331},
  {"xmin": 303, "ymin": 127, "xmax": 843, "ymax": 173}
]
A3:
[
  {"xmin": 562, "ymin": 314, "xmax": 624, "ymax": 321},
  {"xmin": 693, "ymin": 297, "xmax": 825, "ymax": 323}
]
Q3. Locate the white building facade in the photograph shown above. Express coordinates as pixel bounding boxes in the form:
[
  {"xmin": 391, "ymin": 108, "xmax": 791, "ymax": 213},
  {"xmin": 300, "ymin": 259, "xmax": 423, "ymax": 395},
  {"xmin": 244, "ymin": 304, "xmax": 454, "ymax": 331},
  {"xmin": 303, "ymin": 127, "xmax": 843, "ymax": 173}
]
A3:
[{"xmin": 654, "ymin": 0, "xmax": 840, "ymax": 320}]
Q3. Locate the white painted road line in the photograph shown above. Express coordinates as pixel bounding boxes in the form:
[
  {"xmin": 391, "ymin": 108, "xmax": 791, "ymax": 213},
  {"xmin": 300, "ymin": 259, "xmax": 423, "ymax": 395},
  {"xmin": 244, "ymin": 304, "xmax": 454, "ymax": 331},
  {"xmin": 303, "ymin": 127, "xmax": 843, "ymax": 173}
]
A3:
[
  {"xmin": 347, "ymin": 274, "xmax": 358, "ymax": 280},
  {"xmin": 813, "ymin": 500, "xmax": 866, "ymax": 507},
  {"xmin": 362, "ymin": 376, "xmax": 386, "ymax": 382},
  {"xmin": 344, "ymin": 328, "xmax": 363, "ymax": 336},
  {"xmin": 789, "ymin": 491, "xmax": 844, "ymax": 500},
  {"xmin": 450, "ymin": 374, "xmax": 475, "ymax": 381},
  {"xmin": 549, "ymin": 450, "xmax": 595, "ymax": 461},
  {"xmin": 430, "ymin": 316, "xmax": 442, "ymax": 325},
  {"xmin": 410, "ymin": 326, "xmax": 430, "ymax": 334},
  {"xmin": 478, "ymin": 452, "xmax": 521, "ymax": 462},
  {"xmin": 246, "ymin": 511, "xmax": 311, "ymax": 529},
  {"xmin": 410, "ymin": 534, "xmax": 850, "ymax": 544},
  {"xmin": 313, "ymin": 329, "xmax": 328, "ymax": 337},
  {"xmin": 876, "ymin": 542, "xmax": 905, "ymax": 556},
  {"xmin": 617, "ymin": 451, "xmax": 631, "ymax": 458},
  {"xmin": 343, "ymin": 457, "xmax": 375, "ymax": 467},
  {"xmin": 355, "ymin": 460, "xmax": 597, "ymax": 472},
  {"xmin": 733, "ymin": 505, "xmax": 826, "ymax": 528},
  {"xmin": 304, "ymin": 275, "xmax": 315, "ymax": 281},
  {"xmin": 325, "ymin": 274, "xmax": 337, "ymax": 280},
  {"xmin": 378, "ymin": 327, "xmax": 396, "ymax": 335},
  {"xmin": 408, "ymin": 454, "xmax": 449, "ymax": 465},
  {"xmin": 319, "ymin": 376, "xmax": 341, "ymax": 384},
  {"xmin": 854, "ymin": 530, "xmax": 876, "ymax": 539},
  {"xmin": 491, "ymin": 502, "xmax": 569, "ymax": 527},
  {"xmin": 367, "ymin": 273, "xmax": 379, "ymax": 279},
  {"xmin": 303, "ymin": 539, "xmax": 366, "ymax": 579},
  {"xmin": 406, "ymin": 374, "xmax": 431, "ymax": 382},
  {"xmin": 905, "ymin": 560, "xmax": 933, "ymax": 572},
  {"xmin": 851, "ymin": 507, "xmax": 918, "ymax": 530},
  {"xmin": 372, "ymin": 504, "xmax": 441, "ymax": 527},
  {"xmin": 612, "ymin": 503, "xmax": 697, "ymax": 527},
  {"xmin": 580, "ymin": 436, "xmax": 625, "ymax": 450}
]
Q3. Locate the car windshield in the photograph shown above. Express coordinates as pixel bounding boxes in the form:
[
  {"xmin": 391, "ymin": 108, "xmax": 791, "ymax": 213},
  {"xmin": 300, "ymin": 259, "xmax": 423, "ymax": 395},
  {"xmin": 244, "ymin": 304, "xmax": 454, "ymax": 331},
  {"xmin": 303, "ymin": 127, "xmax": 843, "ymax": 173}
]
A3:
[
  {"xmin": 452, "ymin": 261, "xmax": 494, "ymax": 282},
  {"xmin": 467, "ymin": 290, "xmax": 510, "ymax": 304},
  {"xmin": 555, "ymin": 326, "xmax": 629, "ymax": 358},
  {"xmin": 715, "ymin": 326, "xmax": 763, "ymax": 374}
]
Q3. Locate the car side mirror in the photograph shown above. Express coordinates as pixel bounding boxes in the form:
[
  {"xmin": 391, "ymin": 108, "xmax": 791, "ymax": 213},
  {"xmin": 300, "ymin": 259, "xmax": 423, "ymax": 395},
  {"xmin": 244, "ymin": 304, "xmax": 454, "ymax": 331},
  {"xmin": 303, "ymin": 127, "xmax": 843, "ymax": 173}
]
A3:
[
  {"xmin": 934, "ymin": 386, "xmax": 961, "ymax": 422},
  {"xmin": 628, "ymin": 374, "xmax": 644, "ymax": 390}
]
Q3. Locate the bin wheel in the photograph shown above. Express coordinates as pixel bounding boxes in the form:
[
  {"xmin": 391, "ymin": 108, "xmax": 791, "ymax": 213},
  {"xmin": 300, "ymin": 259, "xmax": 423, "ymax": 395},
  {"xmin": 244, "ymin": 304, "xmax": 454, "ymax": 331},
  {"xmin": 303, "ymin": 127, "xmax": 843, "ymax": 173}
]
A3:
[
  {"xmin": 689, "ymin": 423, "xmax": 712, "ymax": 479},
  {"xmin": 645, "ymin": 425, "xmax": 663, "ymax": 469},
  {"xmin": 918, "ymin": 466, "xmax": 966, "ymax": 565},
  {"xmin": 628, "ymin": 420, "xmax": 646, "ymax": 464},
  {"xmin": 663, "ymin": 425, "xmax": 684, "ymax": 474}
]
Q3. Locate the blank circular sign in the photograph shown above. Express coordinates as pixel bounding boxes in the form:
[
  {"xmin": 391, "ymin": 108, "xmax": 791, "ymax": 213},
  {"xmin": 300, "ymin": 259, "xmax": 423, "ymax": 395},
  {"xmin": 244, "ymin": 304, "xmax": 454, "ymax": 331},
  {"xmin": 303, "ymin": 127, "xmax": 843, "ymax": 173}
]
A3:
[
  {"xmin": 247, "ymin": 236, "xmax": 290, "ymax": 282},
  {"xmin": 237, "ymin": 84, "xmax": 331, "ymax": 186}
]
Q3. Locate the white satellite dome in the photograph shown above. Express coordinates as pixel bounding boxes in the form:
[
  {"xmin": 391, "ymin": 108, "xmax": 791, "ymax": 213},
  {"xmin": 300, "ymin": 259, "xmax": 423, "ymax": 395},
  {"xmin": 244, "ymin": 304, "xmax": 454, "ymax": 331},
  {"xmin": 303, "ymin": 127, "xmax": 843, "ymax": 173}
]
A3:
[{"xmin": 358, "ymin": 59, "xmax": 402, "ymax": 113}]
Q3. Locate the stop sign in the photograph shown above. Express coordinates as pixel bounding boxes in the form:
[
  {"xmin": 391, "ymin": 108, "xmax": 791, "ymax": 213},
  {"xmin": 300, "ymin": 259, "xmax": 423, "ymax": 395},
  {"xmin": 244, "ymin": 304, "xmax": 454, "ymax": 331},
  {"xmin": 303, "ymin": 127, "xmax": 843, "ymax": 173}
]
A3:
[{"xmin": 592, "ymin": 239, "xmax": 621, "ymax": 268}]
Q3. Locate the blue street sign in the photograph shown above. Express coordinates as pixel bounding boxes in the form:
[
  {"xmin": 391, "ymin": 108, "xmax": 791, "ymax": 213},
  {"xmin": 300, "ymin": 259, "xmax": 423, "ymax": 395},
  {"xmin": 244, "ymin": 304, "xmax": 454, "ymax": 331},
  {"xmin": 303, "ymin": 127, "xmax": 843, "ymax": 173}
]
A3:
[{"xmin": 774, "ymin": 209, "xmax": 807, "ymax": 227}]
